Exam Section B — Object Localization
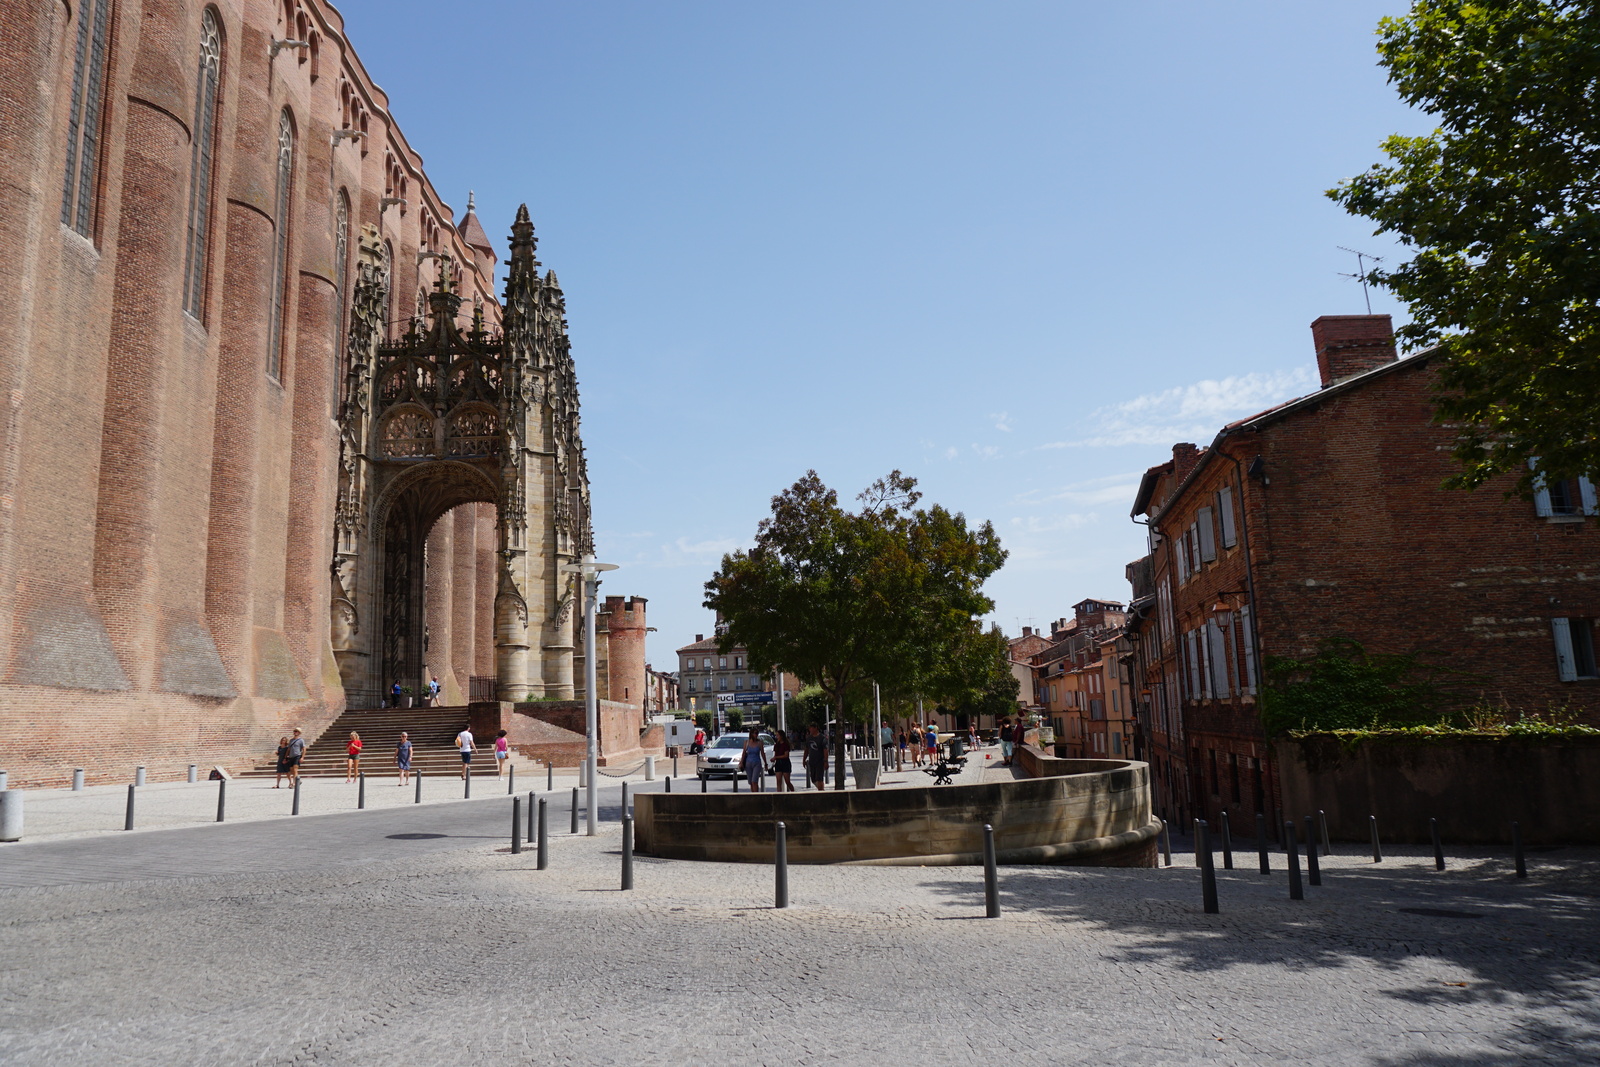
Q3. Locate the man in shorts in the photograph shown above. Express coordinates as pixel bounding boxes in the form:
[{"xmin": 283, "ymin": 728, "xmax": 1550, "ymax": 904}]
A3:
[
  {"xmin": 455, "ymin": 725, "xmax": 475, "ymax": 779},
  {"xmin": 999, "ymin": 718, "xmax": 1014, "ymax": 766},
  {"xmin": 286, "ymin": 728, "xmax": 306, "ymax": 784},
  {"xmin": 805, "ymin": 723, "xmax": 828, "ymax": 791}
]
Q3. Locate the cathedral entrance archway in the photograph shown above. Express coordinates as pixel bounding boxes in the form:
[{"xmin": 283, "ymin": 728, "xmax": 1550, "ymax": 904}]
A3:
[{"xmin": 328, "ymin": 212, "xmax": 592, "ymax": 707}]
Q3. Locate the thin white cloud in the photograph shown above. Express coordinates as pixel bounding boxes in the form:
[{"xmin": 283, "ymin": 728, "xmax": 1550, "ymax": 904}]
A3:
[
  {"xmin": 944, "ymin": 446, "xmax": 959, "ymax": 460},
  {"xmin": 1038, "ymin": 366, "xmax": 1318, "ymax": 449},
  {"xmin": 629, "ymin": 536, "xmax": 744, "ymax": 569},
  {"xmin": 972, "ymin": 443, "xmax": 1000, "ymax": 460},
  {"xmin": 1014, "ymin": 472, "xmax": 1144, "ymax": 508},
  {"xmin": 991, "ymin": 411, "xmax": 1012, "ymax": 433}
]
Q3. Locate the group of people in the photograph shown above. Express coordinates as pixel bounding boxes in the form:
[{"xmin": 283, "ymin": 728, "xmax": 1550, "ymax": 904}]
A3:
[
  {"xmin": 273, "ymin": 723, "xmax": 516, "ymax": 786},
  {"xmin": 385, "ymin": 677, "xmax": 443, "ymax": 708}
]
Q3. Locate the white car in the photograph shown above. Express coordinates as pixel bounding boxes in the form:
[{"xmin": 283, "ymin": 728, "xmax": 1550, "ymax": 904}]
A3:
[{"xmin": 696, "ymin": 732, "xmax": 774, "ymax": 780}]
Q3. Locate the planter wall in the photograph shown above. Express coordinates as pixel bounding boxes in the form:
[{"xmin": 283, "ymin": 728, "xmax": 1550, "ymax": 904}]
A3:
[{"xmin": 1275, "ymin": 735, "xmax": 1600, "ymax": 846}]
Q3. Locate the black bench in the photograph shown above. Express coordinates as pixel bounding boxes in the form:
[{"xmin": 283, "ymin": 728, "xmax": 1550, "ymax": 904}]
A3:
[{"xmin": 922, "ymin": 756, "xmax": 967, "ymax": 786}]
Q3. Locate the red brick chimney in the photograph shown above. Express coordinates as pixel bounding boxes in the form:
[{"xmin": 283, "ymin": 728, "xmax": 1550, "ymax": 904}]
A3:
[
  {"xmin": 1312, "ymin": 315, "xmax": 1397, "ymax": 387},
  {"xmin": 1172, "ymin": 442, "xmax": 1202, "ymax": 482}
]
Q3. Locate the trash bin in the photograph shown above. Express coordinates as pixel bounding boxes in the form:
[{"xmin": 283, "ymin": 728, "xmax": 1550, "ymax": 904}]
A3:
[
  {"xmin": 948, "ymin": 738, "xmax": 964, "ymax": 761},
  {"xmin": 0, "ymin": 788, "xmax": 23, "ymax": 842},
  {"xmin": 850, "ymin": 758, "xmax": 880, "ymax": 789}
]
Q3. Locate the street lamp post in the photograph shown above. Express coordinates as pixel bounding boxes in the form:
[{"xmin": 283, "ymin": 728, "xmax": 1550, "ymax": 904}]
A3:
[{"xmin": 561, "ymin": 555, "xmax": 617, "ymax": 837}]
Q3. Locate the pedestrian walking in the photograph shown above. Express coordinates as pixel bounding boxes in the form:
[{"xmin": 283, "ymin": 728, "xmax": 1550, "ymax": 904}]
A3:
[
  {"xmin": 741, "ymin": 727, "xmax": 768, "ymax": 792},
  {"xmin": 880, "ymin": 723, "xmax": 895, "ymax": 770},
  {"xmin": 395, "ymin": 731, "xmax": 413, "ymax": 786},
  {"xmin": 427, "ymin": 676, "xmax": 442, "ymax": 706},
  {"xmin": 494, "ymin": 729, "xmax": 510, "ymax": 778},
  {"xmin": 286, "ymin": 728, "xmax": 307, "ymax": 784},
  {"xmin": 805, "ymin": 723, "xmax": 828, "ymax": 790},
  {"xmin": 389, "ymin": 680, "xmax": 403, "ymax": 708},
  {"xmin": 344, "ymin": 732, "xmax": 363, "ymax": 782},
  {"xmin": 899, "ymin": 728, "xmax": 912, "ymax": 769},
  {"xmin": 273, "ymin": 736, "xmax": 292, "ymax": 788},
  {"xmin": 923, "ymin": 724, "xmax": 938, "ymax": 763},
  {"xmin": 772, "ymin": 729, "xmax": 795, "ymax": 792},
  {"xmin": 455, "ymin": 725, "xmax": 475, "ymax": 779},
  {"xmin": 999, "ymin": 718, "xmax": 1014, "ymax": 766}
]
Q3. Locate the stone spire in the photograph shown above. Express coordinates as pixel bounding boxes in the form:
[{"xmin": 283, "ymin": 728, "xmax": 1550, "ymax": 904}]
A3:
[{"xmin": 458, "ymin": 189, "xmax": 496, "ymax": 266}]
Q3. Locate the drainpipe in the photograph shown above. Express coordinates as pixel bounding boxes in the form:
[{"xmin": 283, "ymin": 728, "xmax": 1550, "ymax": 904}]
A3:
[{"xmin": 1228, "ymin": 449, "xmax": 1276, "ymax": 843}]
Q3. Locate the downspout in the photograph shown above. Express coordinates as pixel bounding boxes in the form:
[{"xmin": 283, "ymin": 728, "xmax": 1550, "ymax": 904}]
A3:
[
  {"xmin": 1131, "ymin": 513, "xmax": 1180, "ymax": 822},
  {"xmin": 1228, "ymin": 448, "xmax": 1276, "ymax": 843}
]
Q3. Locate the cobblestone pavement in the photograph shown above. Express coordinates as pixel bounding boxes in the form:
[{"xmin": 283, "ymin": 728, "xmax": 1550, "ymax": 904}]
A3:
[{"xmin": 1, "ymin": 791, "xmax": 1595, "ymax": 1067}]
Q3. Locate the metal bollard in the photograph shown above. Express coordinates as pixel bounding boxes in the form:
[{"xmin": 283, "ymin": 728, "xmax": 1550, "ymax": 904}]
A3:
[
  {"xmin": 982, "ymin": 823, "xmax": 1000, "ymax": 918},
  {"xmin": 1256, "ymin": 813, "xmax": 1270, "ymax": 874},
  {"xmin": 701, "ymin": 775, "xmax": 707, "ymax": 793},
  {"xmin": 1370, "ymin": 815, "xmax": 1382, "ymax": 862},
  {"xmin": 622, "ymin": 781, "xmax": 630, "ymax": 818},
  {"xmin": 124, "ymin": 784, "xmax": 136, "ymax": 831},
  {"xmin": 621, "ymin": 815, "xmax": 634, "ymax": 891},
  {"xmin": 1304, "ymin": 816, "xmax": 1321, "ymax": 886},
  {"xmin": 511, "ymin": 796, "xmax": 522, "ymax": 855},
  {"xmin": 570, "ymin": 787, "xmax": 579, "ymax": 835},
  {"xmin": 1160, "ymin": 818, "xmax": 1172, "ymax": 867},
  {"xmin": 775, "ymin": 821, "xmax": 789, "ymax": 908},
  {"xmin": 1512, "ymin": 821, "xmax": 1526, "ymax": 879},
  {"xmin": 73, "ymin": 768, "xmax": 85, "ymax": 791},
  {"xmin": 1319, "ymin": 809, "xmax": 1332, "ymax": 856},
  {"xmin": 673, "ymin": 755, "xmax": 679, "ymax": 778},
  {"xmin": 358, "ymin": 772, "xmax": 366, "ymax": 809},
  {"xmin": 216, "ymin": 778, "xmax": 226, "ymax": 822},
  {"xmin": 1197, "ymin": 819, "xmax": 1218, "ymax": 914},
  {"xmin": 547, "ymin": 762, "xmax": 554, "ymax": 791},
  {"xmin": 528, "ymin": 791, "xmax": 536, "ymax": 840},
  {"xmin": 1285, "ymin": 821, "xmax": 1303, "ymax": 900},
  {"xmin": 1431, "ymin": 817, "xmax": 1445, "ymax": 871},
  {"xmin": 415, "ymin": 771, "xmax": 423, "ymax": 804},
  {"xmin": 292, "ymin": 778, "xmax": 302, "ymax": 815},
  {"xmin": 645, "ymin": 756, "xmax": 655, "ymax": 781},
  {"xmin": 1193, "ymin": 819, "xmax": 1202, "ymax": 868},
  {"xmin": 0, "ymin": 770, "xmax": 7, "ymax": 790},
  {"xmin": 1220, "ymin": 810, "xmax": 1234, "ymax": 870},
  {"xmin": 0, "ymin": 789, "xmax": 22, "ymax": 841},
  {"xmin": 135, "ymin": 766, "xmax": 146, "ymax": 787},
  {"xmin": 464, "ymin": 770, "xmax": 471, "ymax": 800},
  {"xmin": 665, "ymin": 776, "xmax": 672, "ymax": 793},
  {"xmin": 536, "ymin": 797, "xmax": 549, "ymax": 870},
  {"xmin": 732, "ymin": 771, "xmax": 739, "ymax": 792},
  {"xmin": 508, "ymin": 764, "xmax": 515, "ymax": 795},
  {"xmin": 187, "ymin": 764, "xmax": 197, "ymax": 784}
]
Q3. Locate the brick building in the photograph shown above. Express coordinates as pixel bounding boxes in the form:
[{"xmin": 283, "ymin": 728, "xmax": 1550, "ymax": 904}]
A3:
[
  {"xmin": 1129, "ymin": 315, "xmax": 1600, "ymax": 833},
  {"xmin": 1026, "ymin": 600, "xmax": 1129, "ymax": 756},
  {"xmin": 676, "ymin": 627, "xmax": 798, "ymax": 723},
  {"xmin": 0, "ymin": 0, "xmax": 642, "ymax": 785}
]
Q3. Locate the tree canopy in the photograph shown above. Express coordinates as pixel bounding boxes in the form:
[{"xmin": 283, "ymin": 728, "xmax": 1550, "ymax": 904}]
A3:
[
  {"xmin": 704, "ymin": 470, "xmax": 1006, "ymax": 781},
  {"xmin": 1329, "ymin": 0, "xmax": 1600, "ymax": 494}
]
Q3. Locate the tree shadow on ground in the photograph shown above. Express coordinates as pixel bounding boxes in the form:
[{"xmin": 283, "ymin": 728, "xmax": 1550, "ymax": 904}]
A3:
[{"xmin": 918, "ymin": 849, "xmax": 1600, "ymax": 1063}]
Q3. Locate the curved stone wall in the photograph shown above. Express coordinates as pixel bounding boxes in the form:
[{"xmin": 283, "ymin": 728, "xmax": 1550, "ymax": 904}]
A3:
[{"xmin": 633, "ymin": 760, "xmax": 1157, "ymax": 866}]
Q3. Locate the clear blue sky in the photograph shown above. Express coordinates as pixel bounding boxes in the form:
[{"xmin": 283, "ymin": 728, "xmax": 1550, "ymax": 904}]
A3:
[{"xmin": 338, "ymin": 0, "xmax": 1422, "ymax": 666}]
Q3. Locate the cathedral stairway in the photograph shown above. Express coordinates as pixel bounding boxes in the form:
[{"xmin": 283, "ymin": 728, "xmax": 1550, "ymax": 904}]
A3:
[{"xmin": 240, "ymin": 705, "xmax": 528, "ymax": 780}]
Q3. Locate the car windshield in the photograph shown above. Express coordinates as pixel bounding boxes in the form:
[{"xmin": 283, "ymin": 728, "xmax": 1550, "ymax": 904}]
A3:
[{"xmin": 712, "ymin": 736, "xmax": 747, "ymax": 749}]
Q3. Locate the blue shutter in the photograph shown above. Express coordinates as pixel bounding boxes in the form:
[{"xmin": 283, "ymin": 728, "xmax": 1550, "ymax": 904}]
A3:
[{"xmin": 1552, "ymin": 618, "xmax": 1577, "ymax": 681}]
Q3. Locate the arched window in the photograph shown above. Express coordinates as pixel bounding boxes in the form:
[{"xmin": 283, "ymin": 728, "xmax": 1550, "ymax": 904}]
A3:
[
  {"xmin": 333, "ymin": 188, "xmax": 350, "ymax": 400},
  {"xmin": 267, "ymin": 109, "xmax": 295, "ymax": 380},
  {"xmin": 182, "ymin": 9, "xmax": 223, "ymax": 319},
  {"xmin": 61, "ymin": 0, "xmax": 113, "ymax": 236},
  {"xmin": 382, "ymin": 240, "xmax": 394, "ymax": 339}
]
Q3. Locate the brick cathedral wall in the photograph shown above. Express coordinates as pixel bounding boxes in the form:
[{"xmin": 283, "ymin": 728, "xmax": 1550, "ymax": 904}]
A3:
[
  {"xmin": 451, "ymin": 504, "xmax": 478, "ymax": 691},
  {"xmin": 474, "ymin": 502, "xmax": 496, "ymax": 680}
]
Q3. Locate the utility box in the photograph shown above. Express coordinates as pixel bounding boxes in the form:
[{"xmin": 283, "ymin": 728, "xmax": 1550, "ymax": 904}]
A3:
[{"xmin": 663, "ymin": 720, "xmax": 697, "ymax": 746}]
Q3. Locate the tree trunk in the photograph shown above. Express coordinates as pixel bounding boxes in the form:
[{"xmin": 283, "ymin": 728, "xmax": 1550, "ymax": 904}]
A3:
[{"xmin": 833, "ymin": 692, "xmax": 847, "ymax": 789}]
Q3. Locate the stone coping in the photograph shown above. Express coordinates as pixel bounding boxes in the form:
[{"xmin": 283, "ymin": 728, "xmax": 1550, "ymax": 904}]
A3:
[{"xmin": 633, "ymin": 759, "xmax": 1155, "ymax": 866}]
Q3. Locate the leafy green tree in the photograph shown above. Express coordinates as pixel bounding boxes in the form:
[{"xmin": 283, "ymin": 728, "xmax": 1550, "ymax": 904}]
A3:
[
  {"xmin": 705, "ymin": 470, "xmax": 1006, "ymax": 787},
  {"xmin": 1329, "ymin": 0, "xmax": 1600, "ymax": 494},
  {"xmin": 943, "ymin": 625, "xmax": 1022, "ymax": 727}
]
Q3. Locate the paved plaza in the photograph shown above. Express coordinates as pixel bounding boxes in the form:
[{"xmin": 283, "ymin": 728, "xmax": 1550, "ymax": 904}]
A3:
[{"xmin": 0, "ymin": 770, "xmax": 1596, "ymax": 1066}]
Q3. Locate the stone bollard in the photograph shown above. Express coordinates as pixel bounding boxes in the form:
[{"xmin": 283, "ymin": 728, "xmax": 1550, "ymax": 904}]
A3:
[
  {"xmin": 1431, "ymin": 817, "xmax": 1445, "ymax": 871},
  {"xmin": 358, "ymin": 772, "xmax": 366, "ymax": 810},
  {"xmin": 292, "ymin": 778, "xmax": 302, "ymax": 816},
  {"xmin": 135, "ymin": 766, "xmax": 146, "ymax": 787},
  {"xmin": 645, "ymin": 756, "xmax": 656, "ymax": 781},
  {"xmin": 1285, "ymin": 821, "xmax": 1304, "ymax": 900},
  {"xmin": 1160, "ymin": 818, "xmax": 1172, "ymax": 867},
  {"xmin": 1220, "ymin": 810, "xmax": 1234, "ymax": 870},
  {"xmin": 621, "ymin": 815, "xmax": 634, "ymax": 891},
  {"xmin": 1256, "ymin": 813, "xmax": 1270, "ymax": 874},
  {"xmin": 124, "ymin": 784, "xmax": 136, "ymax": 831},
  {"xmin": 1197, "ymin": 819, "xmax": 1219, "ymax": 914},
  {"xmin": 508, "ymin": 764, "xmax": 515, "ymax": 795},
  {"xmin": 0, "ymin": 789, "xmax": 23, "ymax": 841},
  {"xmin": 511, "ymin": 796, "xmax": 522, "ymax": 855},
  {"xmin": 570, "ymin": 787, "xmax": 579, "ymax": 835},
  {"xmin": 216, "ymin": 779, "xmax": 226, "ymax": 823},
  {"xmin": 1303, "ymin": 816, "xmax": 1322, "ymax": 886},
  {"xmin": 536, "ymin": 797, "xmax": 549, "ymax": 870},
  {"xmin": 73, "ymin": 768, "xmax": 85, "ymax": 791},
  {"xmin": 775, "ymin": 821, "xmax": 789, "ymax": 909},
  {"xmin": 982, "ymin": 823, "xmax": 1000, "ymax": 918},
  {"xmin": 187, "ymin": 765, "xmax": 197, "ymax": 784},
  {"xmin": 1370, "ymin": 815, "xmax": 1382, "ymax": 863}
]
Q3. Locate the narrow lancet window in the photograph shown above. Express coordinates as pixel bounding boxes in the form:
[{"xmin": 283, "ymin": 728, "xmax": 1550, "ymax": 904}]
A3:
[
  {"xmin": 267, "ymin": 109, "xmax": 295, "ymax": 380},
  {"xmin": 334, "ymin": 189, "xmax": 350, "ymax": 399},
  {"xmin": 182, "ymin": 10, "xmax": 223, "ymax": 318},
  {"xmin": 61, "ymin": 0, "xmax": 113, "ymax": 236}
]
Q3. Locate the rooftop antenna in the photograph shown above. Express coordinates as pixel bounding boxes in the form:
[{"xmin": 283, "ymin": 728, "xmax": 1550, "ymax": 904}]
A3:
[{"xmin": 1337, "ymin": 246, "xmax": 1383, "ymax": 314}]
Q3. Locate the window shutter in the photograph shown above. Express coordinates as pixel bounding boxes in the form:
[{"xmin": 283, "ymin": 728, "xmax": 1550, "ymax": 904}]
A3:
[
  {"xmin": 1197, "ymin": 507, "xmax": 1217, "ymax": 562},
  {"xmin": 1530, "ymin": 458, "xmax": 1553, "ymax": 517},
  {"xmin": 1198, "ymin": 627, "xmax": 1212, "ymax": 698},
  {"xmin": 1552, "ymin": 617, "xmax": 1577, "ymax": 681},
  {"xmin": 1239, "ymin": 606, "xmax": 1257, "ymax": 693},
  {"xmin": 1176, "ymin": 538, "xmax": 1189, "ymax": 583},
  {"xmin": 1217, "ymin": 485, "xmax": 1237, "ymax": 547},
  {"xmin": 1580, "ymin": 477, "xmax": 1598, "ymax": 517}
]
